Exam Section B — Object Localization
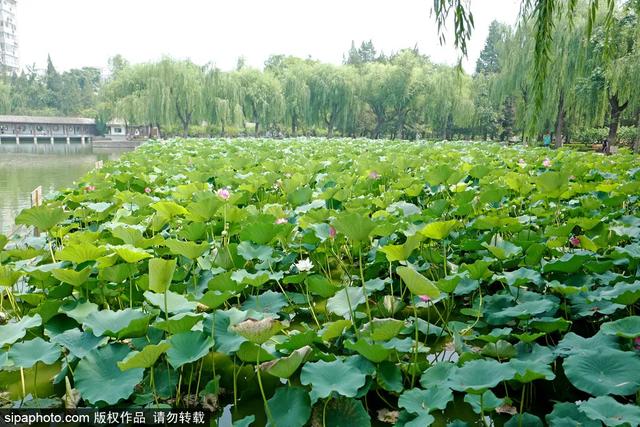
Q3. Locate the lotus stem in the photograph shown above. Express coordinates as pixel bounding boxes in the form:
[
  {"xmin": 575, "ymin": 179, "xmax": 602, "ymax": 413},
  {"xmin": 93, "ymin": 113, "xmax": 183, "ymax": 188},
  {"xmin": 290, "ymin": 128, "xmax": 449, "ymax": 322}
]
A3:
[
  {"xmin": 359, "ymin": 251, "xmax": 373, "ymax": 326},
  {"xmin": 256, "ymin": 349, "xmax": 274, "ymax": 425}
]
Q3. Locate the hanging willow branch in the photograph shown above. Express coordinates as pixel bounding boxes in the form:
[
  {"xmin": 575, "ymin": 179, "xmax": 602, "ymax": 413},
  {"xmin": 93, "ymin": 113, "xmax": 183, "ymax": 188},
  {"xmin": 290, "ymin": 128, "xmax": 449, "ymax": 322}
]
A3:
[{"xmin": 431, "ymin": 0, "xmax": 617, "ymax": 115}]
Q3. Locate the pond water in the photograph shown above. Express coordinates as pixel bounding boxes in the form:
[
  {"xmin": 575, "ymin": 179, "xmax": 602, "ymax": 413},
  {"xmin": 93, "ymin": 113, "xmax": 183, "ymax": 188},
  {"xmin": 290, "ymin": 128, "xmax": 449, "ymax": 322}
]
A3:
[{"xmin": 0, "ymin": 145, "xmax": 132, "ymax": 235}]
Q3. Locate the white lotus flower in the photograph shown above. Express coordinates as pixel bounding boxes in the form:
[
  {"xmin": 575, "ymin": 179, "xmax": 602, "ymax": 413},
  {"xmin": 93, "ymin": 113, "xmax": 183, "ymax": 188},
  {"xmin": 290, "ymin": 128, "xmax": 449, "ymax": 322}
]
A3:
[{"xmin": 295, "ymin": 258, "xmax": 314, "ymax": 272}]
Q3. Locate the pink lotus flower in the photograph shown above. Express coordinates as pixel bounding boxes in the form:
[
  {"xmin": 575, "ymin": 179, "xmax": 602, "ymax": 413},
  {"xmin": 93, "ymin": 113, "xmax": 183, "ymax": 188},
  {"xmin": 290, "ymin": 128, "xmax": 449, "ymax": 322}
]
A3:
[
  {"xmin": 84, "ymin": 185, "xmax": 96, "ymax": 192},
  {"xmin": 275, "ymin": 218, "xmax": 288, "ymax": 225},
  {"xmin": 635, "ymin": 337, "xmax": 640, "ymax": 350},
  {"xmin": 368, "ymin": 171, "xmax": 380, "ymax": 180},
  {"xmin": 569, "ymin": 236, "xmax": 581, "ymax": 247},
  {"xmin": 216, "ymin": 188, "xmax": 231, "ymax": 200},
  {"xmin": 419, "ymin": 295, "xmax": 431, "ymax": 303},
  {"xmin": 144, "ymin": 187, "xmax": 152, "ymax": 194},
  {"xmin": 543, "ymin": 158, "xmax": 552, "ymax": 168},
  {"xmin": 518, "ymin": 159, "xmax": 527, "ymax": 168},
  {"xmin": 329, "ymin": 226, "xmax": 336, "ymax": 239}
]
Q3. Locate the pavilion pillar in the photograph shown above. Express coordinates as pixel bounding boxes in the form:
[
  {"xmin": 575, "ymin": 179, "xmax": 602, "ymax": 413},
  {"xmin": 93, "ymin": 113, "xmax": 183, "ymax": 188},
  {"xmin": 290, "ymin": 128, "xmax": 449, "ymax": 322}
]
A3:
[
  {"xmin": 15, "ymin": 136, "xmax": 19, "ymax": 145},
  {"xmin": 33, "ymin": 136, "xmax": 37, "ymax": 145},
  {"xmin": 81, "ymin": 136, "xmax": 85, "ymax": 145},
  {"xmin": 50, "ymin": 137, "xmax": 54, "ymax": 145},
  {"xmin": 66, "ymin": 137, "xmax": 70, "ymax": 145}
]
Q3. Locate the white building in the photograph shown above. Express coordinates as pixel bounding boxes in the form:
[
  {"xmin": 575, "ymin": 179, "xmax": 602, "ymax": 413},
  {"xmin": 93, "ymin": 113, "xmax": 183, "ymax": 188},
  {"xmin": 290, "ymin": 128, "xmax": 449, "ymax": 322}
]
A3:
[{"xmin": 0, "ymin": 0, "xmax": 18, "ymax": 74}]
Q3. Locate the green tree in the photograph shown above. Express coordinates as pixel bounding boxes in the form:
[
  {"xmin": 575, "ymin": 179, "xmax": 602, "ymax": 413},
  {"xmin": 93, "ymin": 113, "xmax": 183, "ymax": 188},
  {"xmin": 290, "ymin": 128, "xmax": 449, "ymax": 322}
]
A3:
[
  {"xmin": 235, "ymin": 68, "xmax": 283, "ymax": 135},
  {"xmin": 476, "ymin": 20, "xmax": 510, "ymax": 74}
]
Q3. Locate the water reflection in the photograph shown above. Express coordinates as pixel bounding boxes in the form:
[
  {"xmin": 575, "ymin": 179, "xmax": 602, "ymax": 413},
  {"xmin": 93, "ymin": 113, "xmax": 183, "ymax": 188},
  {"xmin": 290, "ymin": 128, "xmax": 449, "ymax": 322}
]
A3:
[{"xmin": 0, "ymin": 146, "xmax": 132, "ymax": 235}]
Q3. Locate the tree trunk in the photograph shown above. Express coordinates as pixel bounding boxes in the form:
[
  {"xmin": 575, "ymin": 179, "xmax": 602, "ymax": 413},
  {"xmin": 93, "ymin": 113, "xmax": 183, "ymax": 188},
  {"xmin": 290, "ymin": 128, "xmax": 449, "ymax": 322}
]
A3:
[
  {"xmin": 291, "ymin": 113, "xmax": 298, "ymax": 137},
  {"xmin": 255, "ymin": 121, "xmax": 260, "ymax": 136},
  {"xmin": 606, "ymin": 93, "xmax": 629, "ymax": 154},
  {"xmin": 554, "ymin": 92, "xmax": 565, "ymax": 149},
  {"xmin": 374, "ymin": 115, "xmax": 384, "ymax": 139},
  {"xmin": 633, "ymin": 110, "xmax": 640, "ymax": 154},
  {"xmin": 327, "ymin": 114, "xmax": 335, "ymax": 138},
  {"xmin": 182, "ymin": 122, "xmax": 189, "ymax": 138}
]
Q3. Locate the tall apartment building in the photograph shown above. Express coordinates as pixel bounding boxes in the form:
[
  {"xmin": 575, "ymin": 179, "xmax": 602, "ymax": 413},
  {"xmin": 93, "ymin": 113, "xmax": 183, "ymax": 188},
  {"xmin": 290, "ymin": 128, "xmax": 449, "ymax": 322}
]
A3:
[{"xmin": 0, "ymin": 0, "xmax": 18, "ymax": 74}]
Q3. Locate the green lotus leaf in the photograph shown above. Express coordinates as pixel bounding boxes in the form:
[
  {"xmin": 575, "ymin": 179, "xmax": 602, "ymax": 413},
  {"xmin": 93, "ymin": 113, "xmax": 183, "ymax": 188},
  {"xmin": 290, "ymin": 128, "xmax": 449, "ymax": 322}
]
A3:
[
  {"xmin": 232, "ymin": 415, "xmax": 255, "ymax": 427},
  {"xmin": 481, "ymin": 340, "xmax": 517, "ymax": 359},
  {"xmin": 546, "ymin": 402, "xmax": 600, "ymax": 427},
  {"xmin": 449, "ymin": 359, "xmax": 516, "ymax": 393},
  {"xmin": 320, "ymin": 319, "xmax": 352, "ymax": 341},
  {"xmin": 260, "ymin": 345, "xmax": 311, "ymax": 378},
  {"xmin": 399, "ymin": 385, "xmax": 453, "ymax": 414},
  {"xmin": 376, "ymin": 361, "xmax": 404, "ymax": 393},
  {"xmin": 239, "ymin": 217, "xmax": 280, "ymax": 245},
  {"xmin": 326, "ymin": 287, "xmax": 366, "ymax": 319},
  {"xmin": 322, "ymin": 397, "xmax": 371, "ymax": 427},
  {"xmin": 231, "ymin": 270, "xmax": 270, "ymax": 287},
  {"xmin": 148, "ymin": 258, "xmax": 177, "ymax": 293},
  {"xmin": 345, "ymin": 338, "xmax": 391, "ymax": 362},
  {"xmin": 74, "ymin": 343, "xmax": 144, "ymax": 405},
  {"xmin": 600, "ymin": 316, "xmax": 640, "ymax": 338},
  {"xmin": 300, "ymin": 359, "xmax": 368, "ymax": 399},
  {"xmin": 186, "ymin": 196, "xmax": 222, "ymax": 222},
  {"xmin": 542, "ymin": 253, "xmax": 592, "ymax": 273},
  {"xmin": 504, "ymin": 413, "xmax": 543, "ymax": 427},
  {"xmin": 578, "ymin": 396, "xmax": 640, "ymax": 427},
  {"xmin": 0, "ymin": 314, "xmax": 42, "ymax": 347},
  {"xmin": 15, "ymin": 205, "xmax": 68, "ymax": 231},
  {"xmin": 144, "ymin": 290, "xmax": 198, "ymax": 313},
  {"xmin": 236, "ymin": 341, "xmax": 275, "ymax": 363},
  {"xmin": 8, "ymin": 337, "xmax": 61, "ymax": 368},
  {"xmin": 380, "ymin": 235, "xmax": 422, "ymax": 262},
  {"xmin": 165, "ymin": 239, "xmax": 209, "ymax": 259},
  {"xmin": 563, "ymin": 349, "xmax": 640, "ymax": 396},
  {"xmin": 555, "ymin": 331, "xmax": 620, "ymax": 357},
  {"xmin": 52, "ymin": 267, "xmax": 92, "ymax": 287},
  {"xmin": 534, "ymin": 171, "xmax": 569, "ymax": 197},
  {"xmin": 153, "ymin": 313, "xmax": 203, "ymax": 334},
  {"xmin": 241, "ymin": 290, "xmax": 288, "ymax": 314},
  {"xmin": 497, "ymin": 267, "xmax": 543, "ymax": 288},
  {"xmin": 397, "ymin": 266, "xmax": 440, "ymax": 299},
  {"xmin": 83, "ymin": 308, "xmax": 149, "ymax": 338},
  {"xmin": 110, "ymin": 244, "xmax": 152, "ymax": 263},
  {"xmin": 482, "ymin": 239, "xmax": 522, "ymax": 260},
  {"xmin": 50, "ymin": 328, "xmax": 107, "ymax": 358},
  {"xmin": 199, "ymin": 290, "xmax": 235, "ymax": 310},
  {"xmin": 362, "ymin": 318, "xmax": 405, "ymax": 341},
  {"xmin": 56, "ymin": 243, "xmax": 107, "ymax": 264},
  {"xmin": 236, "ymin": 241, "xmax": 274, "ymax": 262},
  {"xmin": 530, "ymin": 317, "xmax": 571, "ymax": 333},
  {"xmin": 332, "ymin": 211, "xmax": 375, "ymax": 243},
  {"xmin": 232, "ymin": 317, "xmax": 284, "ymax": 345},
  {"xmin": 266, "ymin": 386, "xmax": 311, "ymax": 427},
  {"xmin": 166, "ymin": 331, "xmax": 214, "ymax": 368},
  {"xmin": 59, "ymin": 299, "xmax": 99, "ymax": 323},
  {"xmin": 306, "ymin": 274, "xmax": 341, "ymax": 297},
  {"xmin": 0, "ymin": 265, "xmax": 23, "ymax": 287},
  {"xmin": 420, "ymin": 362, "xmax": 456, "ymax": 388},
  {"xmin": 464, "ymin": 390, "xmax": 504, "ymax": 414},
  {"xmin": 150, "ymin": 201, "xmax": 188, "ymax": 218},
  {"xmin": 118, "ymin": 342, "xmax": 171, "ymax": 371},
  {"xmin": 419, "ymin": 220, "xmax": 459, "ymax": 240}
]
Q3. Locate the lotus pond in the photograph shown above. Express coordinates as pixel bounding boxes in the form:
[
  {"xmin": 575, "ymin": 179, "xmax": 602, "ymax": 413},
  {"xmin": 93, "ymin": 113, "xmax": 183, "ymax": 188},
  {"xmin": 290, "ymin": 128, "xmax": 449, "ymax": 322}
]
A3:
[{"xmin": 1, "ymin": 138, "xmax": 640, "ymax": 426}]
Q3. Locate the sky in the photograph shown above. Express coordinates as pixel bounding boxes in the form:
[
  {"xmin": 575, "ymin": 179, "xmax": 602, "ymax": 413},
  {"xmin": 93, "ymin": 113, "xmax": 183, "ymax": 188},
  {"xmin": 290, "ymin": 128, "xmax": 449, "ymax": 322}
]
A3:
[{"xmin": 17, "ymin": 0, "xmax": 521, "ymax": 74}]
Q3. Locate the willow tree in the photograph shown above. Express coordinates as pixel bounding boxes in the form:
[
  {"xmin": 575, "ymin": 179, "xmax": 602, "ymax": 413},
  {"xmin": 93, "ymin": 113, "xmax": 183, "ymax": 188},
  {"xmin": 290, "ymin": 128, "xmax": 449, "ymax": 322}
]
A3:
[
  {"xmin": 577, "ymin": 2, "xmax": 638, "ymax": 152},
  {"xmin": 266, "ymin": 57, "xmax": 312, "ymax": 136},
  {"xmin": 308, "ymin": 64, "xmax": 357, "ymax": 137},
  {"xmin": 386, "ymin": 51, "xmax": 428, "ymax": 139},
  {"xmin": 235, "ymin": 68, "xmax": 284, "ymax": 135},
  {"xmin": 157, "ymin": 59, "xmax": 204, "ymax": 137},
  {"xmin": 424, "ymin": 65, "xmax": 474, "ymax": 139},
  {"xmin": 204, "ymin": 68, "xmax": 242, "ymax": 135},
  {"xmin": 431, "ymin": 0, "xmax": 618, "ymax": 113},
  {"xmin": 361, "ymin": 62, "xmax": 395, "ymax": 138}
]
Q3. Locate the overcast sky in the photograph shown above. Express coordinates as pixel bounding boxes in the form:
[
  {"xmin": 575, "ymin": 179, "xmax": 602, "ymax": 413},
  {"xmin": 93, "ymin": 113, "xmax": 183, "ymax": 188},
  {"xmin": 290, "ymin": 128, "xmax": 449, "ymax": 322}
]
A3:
[{"xmin": 17, "ymin": 0, "xmax": 521, "ymax": 74}]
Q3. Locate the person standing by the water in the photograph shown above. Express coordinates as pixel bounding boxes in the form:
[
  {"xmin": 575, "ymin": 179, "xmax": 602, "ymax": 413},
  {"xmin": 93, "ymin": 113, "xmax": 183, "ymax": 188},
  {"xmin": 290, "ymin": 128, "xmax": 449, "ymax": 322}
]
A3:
[{"xmin": 543, "ymin": 131, "xmax": 552, "ymax": 147}]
